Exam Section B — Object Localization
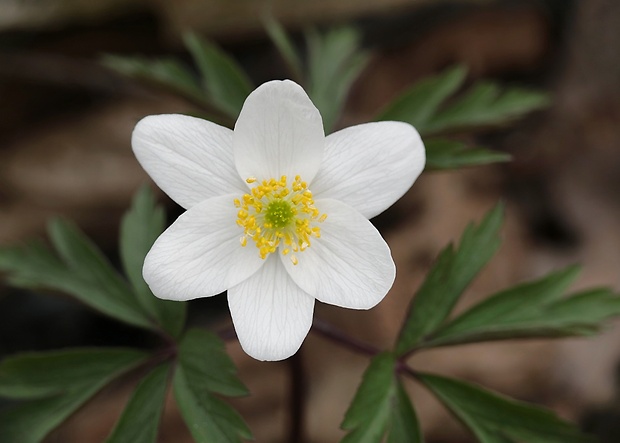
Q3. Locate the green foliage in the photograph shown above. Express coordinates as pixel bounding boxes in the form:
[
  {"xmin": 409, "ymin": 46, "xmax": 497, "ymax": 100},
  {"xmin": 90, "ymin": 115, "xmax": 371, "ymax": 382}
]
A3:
[
  {"xmin": 120, "ymin": 185, "xmax": 186, "ymax": 337},
  {"xmin": 425, "ymin": 139, "xmax": 511, "ymax": 170},
  {"xmin": 0, "ymin": 349, "xmax": 147, "ymax": 443},
  {"xmin": 377, "ymin": 66, "xmax": 467, "ymax": 133},
  {"xmin": 423, "ymin": 267, "xmax": 620, "ymax": 347},
  {"xmin": 0, "ymin": 187, "xmax": 187, "ymax": 335},
  {"xmin": 173, "ymin": 329, "xmax": 251, "ymax": 442},
  {"xmin": 0, "ymin": 348, "xmax": 146, "ymax": 399},
  {"xmin": 377, "ymin": 65, "xmax": 549, "ymax": 135},
  {"xmin": 377, "ymin": 65, "xmax": 549, "ymax": 169},
  {"xmin": 106, "ymin": 363, "xmax": 171, "ymax": 443},
  {"xmin": 396, "ymin": 204, "xmax": 504, "ymax": 354},
  {"xmin": 263, "ymin": 16, "xmax": 303, "ymax": 82},
  {"xmin": 424, "ymin": 82, "xmax": 550, "ymax": 134},
  {"xmin": 184, "ymin": 33, "xmax": 254, "ymax": 119},
  {"xmin": 0, "ymin": 219, "xmax": 153, "ymax": 330},
  {"xmin": 418, "ymin": 373, "xmax": 592, "ymax": 443},
  {"xmin": 104, "ymin": 34, "xmax": 254, "ymax": 124},
  {"xmin": 341, "ymin": 353, "xmax": 422, "ymax": 443},
  {"xmin": 306, "ymin": 26, "xmax": 370, "ymax": 132},
  {"xmin": 101, "ymin": 55, "xmax": 204, "ymax": 101}
]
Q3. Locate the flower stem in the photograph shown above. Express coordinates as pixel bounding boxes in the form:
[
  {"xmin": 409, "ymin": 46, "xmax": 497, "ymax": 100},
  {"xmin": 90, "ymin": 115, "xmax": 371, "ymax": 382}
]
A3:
[
  {"xmin": 311, "ymin": 317, "xmax": 380, "ymax": 356},
  {"xmin": 287, "ymin": 351, "xmax": 306, "ymax": 443}
]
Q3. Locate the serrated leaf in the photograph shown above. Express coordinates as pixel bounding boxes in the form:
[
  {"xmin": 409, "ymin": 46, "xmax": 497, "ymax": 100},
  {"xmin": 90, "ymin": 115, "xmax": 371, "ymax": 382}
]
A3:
[
  {"xmin": 48, "ymin": 218, "xmax": 153, "ymax": 329},
  {"xmin": 184, "ymin": 33, "xmax": 253, "ymax": 119},
  {"xmin": 174, "ymin": 329, "xmax": 251, "ymax": 442},
  {"xmin": 0, "ymin": 220, "xmax": 153, "ymax": 330},
  {"xmin": 0, "ymin": 348, "xmax": 147, "ymax": 399},
  {"xmin": 0, "ymin": 388, "xmax": 102, "ymax": 443},
  {"xmin": 386, "ymin": 382, "xmax": 424, "ymax": 443},
  {"xmin": 306, "ymin": 26, "xmax": 370, "ymax": 132},
  {"xmin": 0, "ymin": 349, "xmax": 147, "ymax": 443},
  {"xmin": 424, "ymin": 82, "xmax": 550, "ymax": 134},
  {"xmin": 341, "ymin": 353, "xmax": 423, "ymax": 443},
  {"xmin": 376, "ymin": 65, "xmax": 467, "ymax": 132},
  {"xmin": 173, "ymin": 368, "xmax": 252, "ymax": 443},
  {"xmin": 425, "ymin": 139, "xmax": 511, "ymax": 170},
  {"xmin": 120, "ymin": 186, "xmax": 186, "ymax": 337},
  {"xmin": 420, "ymin": 264, "xmax": 620, "ymax": 348},
  {"xmin": 419, "ymin": 373, "xmax": 592, "ymax": 443},
  {"xmin": 396, "ymin": 204, "xmax": 504, "ymax": 355},
  {"xmin": 106, "ymin": 363, "xmax": 171, "ymax": 443},
  {"xmin": 178, "ymin": 329, "xmax": 248, "ymax": 398},
  {"xmin": 263, "ymin": 16, "xmax": 303, "ymax": 82},
  {"xmin": 101, "ymin": 55, "xmax": 204, "ymax": 101}
]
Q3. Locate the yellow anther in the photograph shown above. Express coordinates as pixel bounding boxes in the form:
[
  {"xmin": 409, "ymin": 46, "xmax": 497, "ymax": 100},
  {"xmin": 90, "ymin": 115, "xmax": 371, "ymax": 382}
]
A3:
[{"xmin": 234, "ymin": 175, "xmax": 326, "ymax": 263}]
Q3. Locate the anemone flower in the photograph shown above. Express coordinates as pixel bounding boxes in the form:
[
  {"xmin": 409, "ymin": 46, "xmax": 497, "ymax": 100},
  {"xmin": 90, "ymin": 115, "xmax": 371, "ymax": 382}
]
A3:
[{"xmin": 132, "ymin": 80, "xmax": 425, "ymax": 360}]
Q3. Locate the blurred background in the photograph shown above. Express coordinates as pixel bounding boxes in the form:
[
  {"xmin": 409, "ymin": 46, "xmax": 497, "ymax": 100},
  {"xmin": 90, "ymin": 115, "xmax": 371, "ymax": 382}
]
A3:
[{"xmin": 1, "ymin": 0, "xmax": 620, "ymax": 441}]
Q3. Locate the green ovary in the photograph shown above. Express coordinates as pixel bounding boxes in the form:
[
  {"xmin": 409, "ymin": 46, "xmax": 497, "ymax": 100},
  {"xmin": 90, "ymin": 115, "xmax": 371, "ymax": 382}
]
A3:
[{"xmin": 265, "ymin": 199, "xmax": 295, "ymax": 228}]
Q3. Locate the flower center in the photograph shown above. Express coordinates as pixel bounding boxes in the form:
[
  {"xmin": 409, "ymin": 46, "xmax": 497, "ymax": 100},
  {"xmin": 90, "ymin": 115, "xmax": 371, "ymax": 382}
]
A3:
[
  {"xmin": 235, "ymin": 175, "xmax": 326, "ymax": 265},
  {"xmin": 265, "ymin": 200, "xmax": 295, "ymax": 229}
]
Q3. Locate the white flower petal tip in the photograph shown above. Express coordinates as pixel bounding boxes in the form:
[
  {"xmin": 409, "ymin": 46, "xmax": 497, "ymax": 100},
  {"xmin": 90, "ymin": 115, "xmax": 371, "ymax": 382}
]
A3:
[
  {"xmin": 142, "ymin": 195, "xmax": 265, "ymax": 301},
  {"xmin": 234, "ymin": 80, "xmax": 325, "ymax": 184},
  {"xmin": 132, "ymin": 79, "xmax": 422, "ymax": 360},
  {"xmin": 131, "ymin": 114, "xmax": 246, "ymax": 209},
  {"xmin": 228, "ymin": 255, "xmax": 315, "ymax": 361},
  {"xmin": 312, "ymin": 121, "xmax": 425, "ymax": 219},
  {"xmin": 282, "ymin": 198, "xmax": 396, "ymax": 310}
]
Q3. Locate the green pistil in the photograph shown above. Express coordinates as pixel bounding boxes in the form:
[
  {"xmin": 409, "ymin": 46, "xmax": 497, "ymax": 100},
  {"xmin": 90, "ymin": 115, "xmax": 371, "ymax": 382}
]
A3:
[{"xmin": 265, "ymin": 199, "xmax": 295, "ymax": 228}]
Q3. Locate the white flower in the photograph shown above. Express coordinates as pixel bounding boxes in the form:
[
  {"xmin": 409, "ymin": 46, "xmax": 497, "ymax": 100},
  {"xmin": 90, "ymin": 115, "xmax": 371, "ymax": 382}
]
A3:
[{"xmin": 132, "ymin": 80, "xmax": 425, "ymax": 361}]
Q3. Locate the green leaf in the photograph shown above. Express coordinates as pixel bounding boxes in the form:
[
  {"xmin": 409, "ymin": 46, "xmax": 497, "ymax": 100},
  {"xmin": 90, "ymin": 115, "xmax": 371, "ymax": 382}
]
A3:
[
  {"xmin": 120, "ymin": 186, "xmax": 186, "ymax": 337},
  {"xmin": 184, "ymin": 33, "xmax": 253, "ymax": 119},
  {"xmin": 425, "ymin": 139, "xmax": 511, "ymax": 170},
  {"xmin": 341, "ymin": 353, "xmax": 423, "ymax": 443},
  {"xmin": 0, "ymin": 220, "xmax": 153, "ymax": 330},
  {"xmin": 178, "ymin": 329, "xmax": 248, "ymax": 398},
  {"xmin": 0, "ymin": 349, "xmax": 147, "ymax": 443},
  {"xmin": 0, "ymin": 348, "xmax": 147, "ymax": 399},
  {"xmin": 101, "ymin": 55, "xmax": 204, "ymax": 101},
  {"xmin": 423, "ymin": 266, "xmax": 620, "ymax": 347},
  {"xmin": 396, "ymin": 204, "xmax": 504, "ymax": 355},
  {"xmin": 263, "ymin": 16, "xmax": 303, "ymax": 82},
  {"xmin": 418, "ymin": 373, "xmax": 592, "ymax": 443},
  {"xmin": 387, "ymin": 383, "xmax": 423, "ymax": 443},
  {"xmin": 375, "ymin": 65, "xmax": 549, "ymax": 136},
  {"xmin": 424, "ymin": 82, "xmax": 550, "ymax": 134},
  {"xmin": 306, "ymin": 26, "xmax": 370, "ymax": 132},
  {"xmin": 0, "ymin": 390, "xmax": 103, "ymax": 443},
  {"xmin": 376, "ymin": 66, "xmax": 467, "ymax": 132},
  {"xmin": 47, "ymin": 218, "xmax": 152, "ymax": 329},
  {"xmin": 174, "ymin": 368, "xmax": 252, "ymax": 443},
  {"xmin": 106, "ymin": 363, "xmax": 171, "ymax": 443},
  {"xmin": 173, "ymin": 329, "xmax": 251, "ymax": 442}
]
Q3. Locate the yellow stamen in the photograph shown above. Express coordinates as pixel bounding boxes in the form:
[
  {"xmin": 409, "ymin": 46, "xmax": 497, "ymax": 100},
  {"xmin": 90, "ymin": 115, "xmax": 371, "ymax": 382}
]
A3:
[{"xmin": 234, "ymin": 175, "xmax": 326, "ymax": 262}]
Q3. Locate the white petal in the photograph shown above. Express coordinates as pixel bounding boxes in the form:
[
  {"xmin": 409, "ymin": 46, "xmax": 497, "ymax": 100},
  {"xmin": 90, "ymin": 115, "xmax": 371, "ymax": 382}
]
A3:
[
  {"xmin": 311, "ymin": 121, "xmax": 425, "ymax": 219},
  {"xmin": 282, "ymin": 199, "xmax": 395, "ymax": 309},
  {"xmin": 132, "ymin": 114, "xmax": 247, "ymax": 209},
  {"xmin": 233, "ymin": 80, "xmax": 324, "ymax": 183},
  {"xmin": 143, "ymin": 194, "xmax": 264, "ymax": 301},
  {"xmin": 228, "ymin": 254, "xmax": 315, "ymax": 361}
]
